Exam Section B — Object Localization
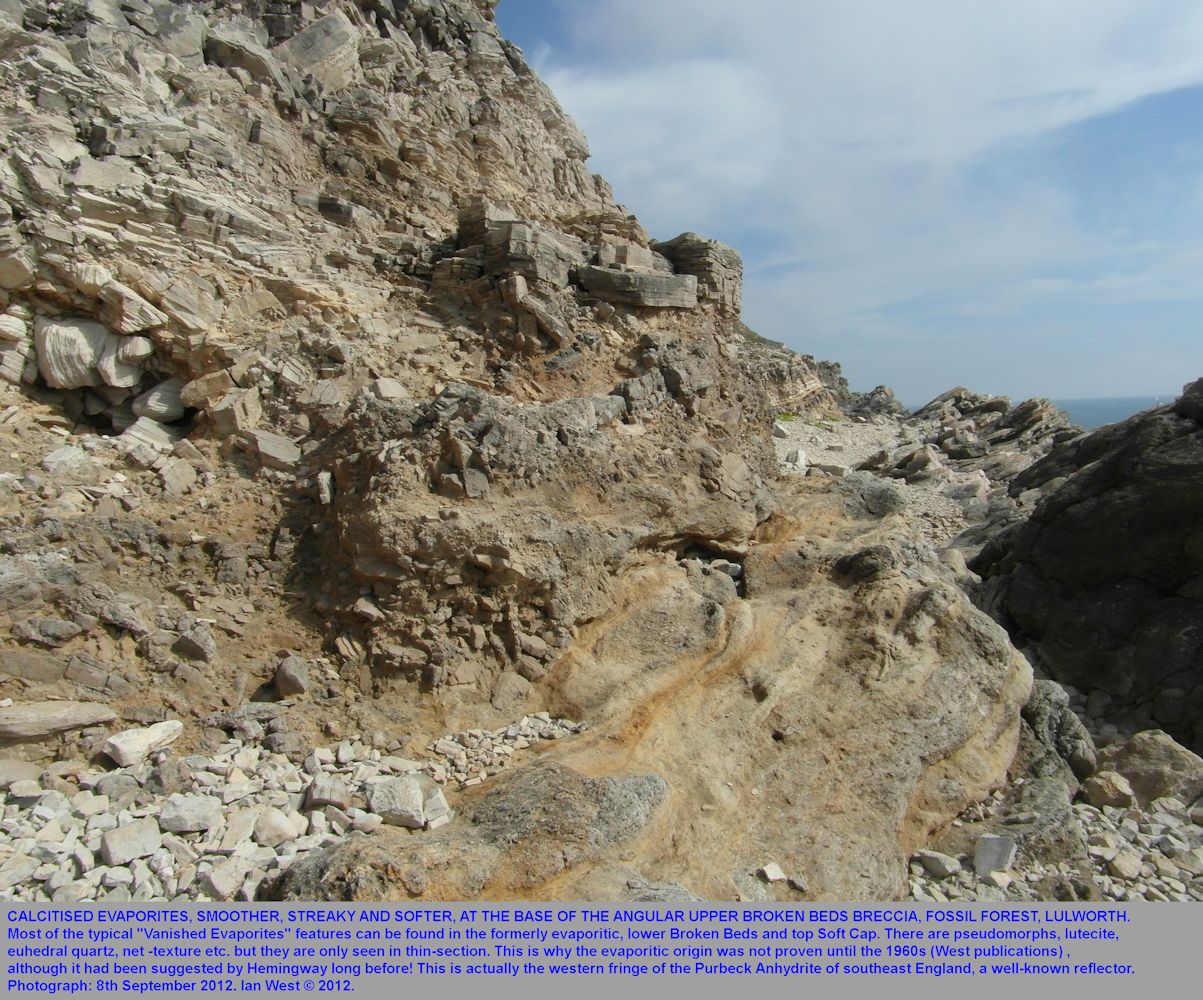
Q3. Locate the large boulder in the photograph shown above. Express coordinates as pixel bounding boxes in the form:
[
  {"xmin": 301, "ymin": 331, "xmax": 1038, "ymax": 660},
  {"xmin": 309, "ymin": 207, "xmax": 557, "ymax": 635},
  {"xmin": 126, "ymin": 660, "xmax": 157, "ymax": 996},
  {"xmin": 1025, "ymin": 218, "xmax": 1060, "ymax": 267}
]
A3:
[
  {"xmin": 975, "ymin": 378, "xmax": 1203, "ymax": 752},
  {"xmin": 33, "ymin": 317, "xmax": 142, "ymax": 389},
  {"xmin": 1095, "ymin": 730, "xmax": 1203, "ymax": 807}
]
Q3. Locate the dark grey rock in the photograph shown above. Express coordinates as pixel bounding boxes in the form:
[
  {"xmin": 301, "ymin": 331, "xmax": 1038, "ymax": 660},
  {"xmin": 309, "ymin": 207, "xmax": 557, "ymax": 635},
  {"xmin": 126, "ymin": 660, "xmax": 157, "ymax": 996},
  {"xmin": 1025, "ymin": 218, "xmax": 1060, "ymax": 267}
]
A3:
[
  {"xmin": 975, "ymin": 378, "xmax": 1203, "ymax": 751},
  {"xmin": 578, "ymin": 266, "xmax": 697, "ymax": 308},
  {"xmin": 1022, "ymin": 679, "xmax": 1096, "ymax": 781},
  {"xmin": 275, "ymin": 656, "xmax": 309, "ymax": 697}
]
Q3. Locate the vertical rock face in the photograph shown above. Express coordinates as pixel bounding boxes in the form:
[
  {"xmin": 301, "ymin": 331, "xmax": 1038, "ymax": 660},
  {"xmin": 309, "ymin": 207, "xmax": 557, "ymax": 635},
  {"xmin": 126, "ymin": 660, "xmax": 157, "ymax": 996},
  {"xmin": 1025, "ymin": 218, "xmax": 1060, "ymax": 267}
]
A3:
[{"xmin": 975, "ymin": 379, "xmax": 1203, "ymax": 753}]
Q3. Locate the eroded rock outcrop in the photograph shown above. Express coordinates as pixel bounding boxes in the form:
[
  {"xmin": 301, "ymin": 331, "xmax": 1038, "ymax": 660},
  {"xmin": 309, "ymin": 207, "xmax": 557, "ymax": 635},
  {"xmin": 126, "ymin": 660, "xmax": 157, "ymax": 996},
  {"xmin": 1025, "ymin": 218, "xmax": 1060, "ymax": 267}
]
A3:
[
  {"xmin": 974, "ymin": 379, "xmax": 1203, "ymax": 753},
  {"xmin": 0, "ymin": 0, "xmax": 1106, "ymax": 905}
]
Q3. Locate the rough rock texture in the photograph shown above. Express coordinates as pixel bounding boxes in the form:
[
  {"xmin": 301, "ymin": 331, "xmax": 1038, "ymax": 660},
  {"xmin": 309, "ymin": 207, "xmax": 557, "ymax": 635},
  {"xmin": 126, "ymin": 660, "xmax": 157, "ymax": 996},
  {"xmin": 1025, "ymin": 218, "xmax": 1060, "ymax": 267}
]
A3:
[
  {"xmin": 1095, "ymin": 731, "xmax": 1203, "ymax": 807},
  {"xmin": 267, "ymin": 761, "xmax": 668, "ymax": 900},
  {"xmin": 975, "ymin": 379, "xmax": 1203, "ymax": 752},
  {"xmin": 0, "ymin": 0, "xmax": 1138, "ymax": 906}
]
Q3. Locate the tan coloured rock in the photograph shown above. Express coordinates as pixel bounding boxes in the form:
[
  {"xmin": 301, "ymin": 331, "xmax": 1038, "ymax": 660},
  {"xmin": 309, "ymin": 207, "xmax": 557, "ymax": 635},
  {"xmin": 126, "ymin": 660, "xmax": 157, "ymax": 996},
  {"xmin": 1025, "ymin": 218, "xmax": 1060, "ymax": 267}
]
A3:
[
  {"xmin": 33, "ymin": 317, "xmax": 111, "ymax": 389},
  {"xmin": 0, "ymin": 702, "xmax": 117, "ymax": 740},
  {"xmin": 210, "ymin": 388, "xmax": 262, "ymax": 437},
  {"xmin": 1081, "ymin": 770, "xmax": 1136, "ymax": 809},
  {"xmin": 276, "ymin": 12, "xmax": 360, "ymax": 93},
  {"xmin": 1096, "ymin": 731, "xmax": 1203, "ymax": 807},
  {"xmin": 180, "ymin": 371, "xmax": 235, "ymax": 409},
  {"xmin": 99, "ymin": 281, "xmax": 170, "ymax": 333}
]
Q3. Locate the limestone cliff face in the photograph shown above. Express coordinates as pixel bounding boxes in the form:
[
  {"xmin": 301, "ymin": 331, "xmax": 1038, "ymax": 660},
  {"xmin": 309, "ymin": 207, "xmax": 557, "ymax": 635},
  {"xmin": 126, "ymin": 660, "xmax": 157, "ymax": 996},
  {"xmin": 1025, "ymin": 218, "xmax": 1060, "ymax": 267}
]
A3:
[{"xmin": 0, "ymin": 0, "xmax": 1036, "ymax": 903}]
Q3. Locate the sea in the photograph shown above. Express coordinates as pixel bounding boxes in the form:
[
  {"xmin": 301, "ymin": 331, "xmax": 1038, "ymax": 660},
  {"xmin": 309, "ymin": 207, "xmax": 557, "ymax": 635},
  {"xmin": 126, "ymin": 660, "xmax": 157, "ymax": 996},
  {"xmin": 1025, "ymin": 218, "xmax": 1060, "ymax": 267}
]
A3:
[{"xmin": 1051, "ymin": 396, "xmax": 1165, "ymax": 431}]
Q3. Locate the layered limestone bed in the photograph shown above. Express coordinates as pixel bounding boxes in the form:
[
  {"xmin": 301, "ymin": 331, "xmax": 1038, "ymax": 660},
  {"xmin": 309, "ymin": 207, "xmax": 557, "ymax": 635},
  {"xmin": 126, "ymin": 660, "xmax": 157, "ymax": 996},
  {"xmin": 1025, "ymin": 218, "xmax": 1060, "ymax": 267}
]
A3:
[{"xmin": 0, "ymin": 0, "xmax": 1200, "ymax": 905}]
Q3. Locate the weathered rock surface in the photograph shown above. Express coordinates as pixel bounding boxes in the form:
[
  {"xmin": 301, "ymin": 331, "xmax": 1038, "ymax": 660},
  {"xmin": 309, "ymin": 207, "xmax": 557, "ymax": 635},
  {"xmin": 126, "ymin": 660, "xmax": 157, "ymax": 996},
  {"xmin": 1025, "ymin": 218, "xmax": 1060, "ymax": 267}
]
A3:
[
  {"xmin": 975, "ymin": 379, "xmax": 1203, "ymax": 752},
  {"xmin": 267, "ymin": 761, "xmax": 667, "ymax": 900},
  {"xmin": 0, "ymin": 0, "xmax": 1179, "ymax": 908},
  {"xmin": 103, "ymin": 720, "xmax": 184, "ymax": 767},
  {"xmin": 0, "ymin": 702, "xmax": 117, "ymax": 740},
  {"xmin": 1095, "ymin": 731, "xmax": 1203, "ymax": 807}
]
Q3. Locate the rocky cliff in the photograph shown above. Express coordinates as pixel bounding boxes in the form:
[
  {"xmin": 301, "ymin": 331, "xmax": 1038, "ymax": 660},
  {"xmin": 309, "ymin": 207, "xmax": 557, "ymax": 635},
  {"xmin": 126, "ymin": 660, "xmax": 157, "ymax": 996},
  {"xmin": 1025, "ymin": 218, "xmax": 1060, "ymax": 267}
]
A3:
[
  {"xmin": 974, "ymin": 379, "xmax": 1203, "ymax": 754},
  {"xmin": 0, "ymin": 0, "xmax": 1199, "ymax": 907}
]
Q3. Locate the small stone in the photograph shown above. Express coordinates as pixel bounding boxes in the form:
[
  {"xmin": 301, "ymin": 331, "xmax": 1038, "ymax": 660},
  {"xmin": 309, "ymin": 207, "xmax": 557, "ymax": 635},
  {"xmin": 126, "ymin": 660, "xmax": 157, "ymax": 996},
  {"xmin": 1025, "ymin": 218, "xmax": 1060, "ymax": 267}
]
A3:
[
  {"xmin": 160, "ymin": 794, "xmax": 223, "ymax": 834},
  {"xmin": 209, "ymin": 388, "xmax": 262, "ymax": 438},
  {"xmin": 180, "ymin": 371, "xmax": 236, "ymax": 410},
  {"xmin": 306, "ymin": 775, "xmax": 351, "ymax": 811},
  {"xmin": 42, "ymin": 446, "xmax": 88, "ymax": 475},
  {"xmin": 200, "ymin": 857, "xmax": 251, "ymax": 901},
  {"xmin": 0, "ymin": 760, "xmax": 43, "ymax": 788},
  {"xmin": 0, "ymin": 702, "xmax": 117, "ymax": 739},
  {"xmin": 253, "ymin": 808, "xmax": 295, "ymax": 849},
  {"xmin": 916, "ymin": 850, "xmax": 962, "ymax": 879},
  {"xmin": 1082, "ymin": 771, "xmax": 1137, "ymax": 809},
  {"xmin": 350, "ymin": 811, "xmax": 382, "ymax": 833},
  {"xmin": 159, "ymin": 458, "xmax": 198, "ymax": 496},
  {"xmin": 758, "ymin": 862, "xmax": 787, "ymax": 883},
  {"xmin": 274, "ymin": 657, "xmax": 308, "ymax": 698},
  {"xmin": 132, "ymin": 379, "xmax": 185, "ymax": 422},
  {"xmin": 317, "ymin": 471, "xmax": 335, "ymax": 505},
  {"xmin": 0, "ymin": 855, "xmax": 38, "ymax": 890},
  {"xmin": 973, "ymin": 834, "xmax": 1017, "ymax": 877},
  {"xmin": 352, "ymin": 598, "xmax": 384, "ymax": 622},
  {"xmin": 173, "ymin": 626, "xmax": 217, "ymax": 662},
  {"xmin": 367, "ymin": 776, "xmax": 425, "ymax": 829},
  {"xmin": 247, "ymin": 429, "xmax": 301, "ymax": 473},
  {"xmin": 100, "ymin": 819, "xmax": 161, "ymax": 866},
  {"xmin": 6, "ymin": 779, "xmax": 41, "ymax": 799},
  {"xmin": 71, "ymin": 791, "xmax": 110, "ymax": 818},
  {"xmin": 1108, "ymin": 851, "xmax": 1143, "ymax": 881},
  {"xmin": 219, "ymin": 808, "xmax": 259, "ymax": 851},
  {"xmin": 983, "ymin": 871, "xmax": 1012, "ymax": 890},
  {"xmin": 421, "ymin": 784, "xmax": 452, "ymax": 830},
  {"xmin": 380, "ymin": 756, "xmax": 421, "ymax": 774},
  {"xmin": 103, "ymin": 721, "xmax": 184, "ymax": 767},
  {"xmin": 1174, "ymin": 847, "xmax": 1203, "ymax": 875},
  {"xmin": 372, "ymin": 378, "xmax": 408, "ymax": 400},
  {"xmin": 12, "ymin": 618, "xmax": 83, "ymax": 648}
]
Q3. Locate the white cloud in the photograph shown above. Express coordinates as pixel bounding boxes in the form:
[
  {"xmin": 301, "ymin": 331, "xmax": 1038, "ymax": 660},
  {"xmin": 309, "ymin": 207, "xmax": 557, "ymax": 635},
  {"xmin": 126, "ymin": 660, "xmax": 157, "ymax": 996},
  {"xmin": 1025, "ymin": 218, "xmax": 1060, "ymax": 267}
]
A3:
[{"xmin": 527, "ymin": 0, "xmax": 1203, "ymax": 397}]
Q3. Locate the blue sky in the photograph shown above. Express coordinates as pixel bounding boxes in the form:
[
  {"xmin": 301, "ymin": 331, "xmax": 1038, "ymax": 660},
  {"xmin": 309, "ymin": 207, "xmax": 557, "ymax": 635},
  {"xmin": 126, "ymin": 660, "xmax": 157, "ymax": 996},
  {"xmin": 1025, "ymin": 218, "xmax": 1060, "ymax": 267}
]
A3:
[{"xmin": 496, "ymin": 0, "xmax": 1203, "ymax": 403}]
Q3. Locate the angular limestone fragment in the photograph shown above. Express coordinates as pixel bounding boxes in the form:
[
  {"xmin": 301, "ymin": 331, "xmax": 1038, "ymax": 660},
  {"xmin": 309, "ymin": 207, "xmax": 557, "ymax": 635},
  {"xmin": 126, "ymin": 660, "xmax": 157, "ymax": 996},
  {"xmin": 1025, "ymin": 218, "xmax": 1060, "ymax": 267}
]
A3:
[
  {"xmin": 210, "ymin": 388, "xmax": 261, "ymax": 437},
  {"xmin": 367, "ymin": 776, "xmax": 425, "ymax": 829},
  {"xmin": 100, "ymin": 818, "xmax": 161, "ymax": 866},
  {"xmin": 247, "ymin": 429, "xmax": 301, "ymax": 472},
  {"xmin": 160, "ymin": 794, "xmax": 223, "ymax": 834},
  {"xmin": 99, "ymin": 281, "xmax": 170, "ymax": 333},
  {"xmin": 103, "ymin": 720, "xmax": 184, "ymax": 767},
  {"xmin": 180, "ymin": 370, "xmax": 235, "ymax": 409},
  {"xmin": 132, "ymin": 378, "xmax": 186, "ymax": 422},
  {"xmin": 276, "ymin": 12, "xmax": 360, "ymax": 92},
  {"xmin": 0, "ymin": 247, "xmax": 36, "ymax": 290}
]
